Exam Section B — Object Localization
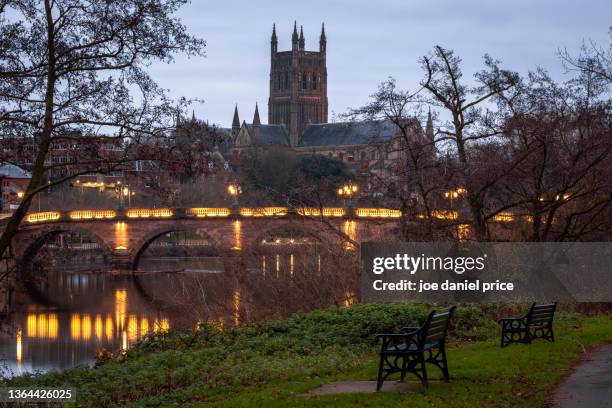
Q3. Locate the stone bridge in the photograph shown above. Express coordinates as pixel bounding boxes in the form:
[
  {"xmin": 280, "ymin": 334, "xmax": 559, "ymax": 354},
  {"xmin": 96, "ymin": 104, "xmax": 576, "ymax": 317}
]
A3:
[{"xmin": 12, "ymin": 207, "xmax": 404, "ymax": 271}]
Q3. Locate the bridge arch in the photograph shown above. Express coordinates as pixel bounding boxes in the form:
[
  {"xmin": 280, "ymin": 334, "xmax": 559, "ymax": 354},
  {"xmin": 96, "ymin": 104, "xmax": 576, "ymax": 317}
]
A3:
[
  {"xmin": 17, "ymin": 224, "xmax": 113, "ymax": 271},
  {"xmin": 242, "ymin": 219, "xmax": 353, "ymax": 254},
  {"xmin": 130, "ymin": 224, "xmax": 223, "ymax": 271}
]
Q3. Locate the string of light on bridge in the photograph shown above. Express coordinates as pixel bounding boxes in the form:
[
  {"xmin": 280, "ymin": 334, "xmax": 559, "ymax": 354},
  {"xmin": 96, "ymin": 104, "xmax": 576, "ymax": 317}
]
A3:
[
  {"xmin": 23, "ymin": 208, "xmax": 531, "ymax": 224},
  {"xmin": 24, "ymin": 207, "xmax": 405, "ymax": 224}
]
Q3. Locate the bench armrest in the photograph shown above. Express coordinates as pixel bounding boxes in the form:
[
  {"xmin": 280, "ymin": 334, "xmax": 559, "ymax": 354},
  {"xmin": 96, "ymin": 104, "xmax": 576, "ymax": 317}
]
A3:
[
  {"xmin": 400, "ymin": 326, "xmax": 421, "ymax": 334},
  {"xmin": 376, "ymin": 332, "xmax": 420, "ymax": 351},
  {"xmin": 497, "ymin": 317, "xmax": 525, "ymax": 324},
  {"xmin": 376, "ymin": 333, "xmax": 415, "ymax": 340}
]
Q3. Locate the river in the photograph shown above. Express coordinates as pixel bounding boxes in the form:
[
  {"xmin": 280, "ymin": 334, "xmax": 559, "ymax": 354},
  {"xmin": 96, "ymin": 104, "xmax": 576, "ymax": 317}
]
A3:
[{"xmin": 0, "ymin": 248, "xmax": 358, "ymax": 377}]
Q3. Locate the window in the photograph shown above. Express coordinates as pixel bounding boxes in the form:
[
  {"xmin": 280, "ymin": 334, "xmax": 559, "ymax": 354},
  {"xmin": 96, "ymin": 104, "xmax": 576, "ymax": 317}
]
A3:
[
  {"xmin": 312, "ymin": 73, "xmax": 317, "ymax": 90},
  {"xmin": 284, "ymin": 72, "xmax": 289, "ymax": 89},
  {"xmin": 302, "ymin": 73, "xmax": 307, "ymax": 90},
  {"xmin": 361, "ymin": 151, "xmax": 367, "ymax": 161},
  {"xmin": 339, "ymin": 152, "xmax": 344, "ymax": 161}
]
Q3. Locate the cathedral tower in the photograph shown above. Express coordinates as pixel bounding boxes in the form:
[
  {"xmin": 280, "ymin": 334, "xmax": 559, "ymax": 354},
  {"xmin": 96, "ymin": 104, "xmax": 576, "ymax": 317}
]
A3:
[{"xmin": 268, "ymin": 22, "xmax": 328, "ymax": 147}]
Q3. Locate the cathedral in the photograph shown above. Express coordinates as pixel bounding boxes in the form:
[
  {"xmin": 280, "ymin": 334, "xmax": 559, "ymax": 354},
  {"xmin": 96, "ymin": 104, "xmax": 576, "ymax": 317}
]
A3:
[{"xmin": 230, "ymin": 22, "xmax": 431, "ymax": 179}]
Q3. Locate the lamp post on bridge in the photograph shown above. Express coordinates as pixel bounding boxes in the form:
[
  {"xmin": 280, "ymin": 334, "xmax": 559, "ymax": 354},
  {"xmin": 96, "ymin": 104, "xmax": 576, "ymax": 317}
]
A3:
[
  {"xmin": 338, "ymin": 182, "xmax": 358, "ymax": 217},
  {"xmin": 443, "ymin": 187, "xmax": 466, "ymax": 210},
  {"xmin": 227, "ymin": 181, "xmax": 242, "ymax": 212}
]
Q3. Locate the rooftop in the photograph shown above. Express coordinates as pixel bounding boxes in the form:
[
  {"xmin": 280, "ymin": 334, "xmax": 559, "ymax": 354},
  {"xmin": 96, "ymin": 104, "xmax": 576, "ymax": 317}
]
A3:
[
  {"xmin": 0, "ymin": 163, "xmax": 32, "ymax": 179},
  {"xmin": 298, "ymin": 120, "xmax": 397, "ymax": 148}
]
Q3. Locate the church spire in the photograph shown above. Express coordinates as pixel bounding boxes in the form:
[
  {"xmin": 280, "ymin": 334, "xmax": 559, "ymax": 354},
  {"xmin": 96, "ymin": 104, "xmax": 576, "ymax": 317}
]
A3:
[
  {"xmin": 319, "ymin": 23, "xmax": 326, "ymax": 53},
  {"xmin": 253, "ymin": 103, "xmax": 261, "ymax": 126},
  {"xmin": 253, "ymin": 103, "xmax": 261, "ymax": 140},
  {"xmin": 231, "ymin": 104, "xmax": 240, "ymax": 138},
  {"xmin": 299, "ymin": 25, "xmax": 305, "ymax": 50},
  {"xmin": 292, "ymin": 21, "xmax": 298, "ymax": 50},
  {"xmin": 426, "ymin": 107, "xmax": 434, "ymax": 141},
  {"xmin": 232, "ymin": 105, "xmax": 240, "ymax": 127},
  {"xmin": 271, "ymin": 23, "xmax": 277, "ymax": 54},
  {"xmin": 191, "ymin": 110, "xmax": 196, "ymax": 123}
]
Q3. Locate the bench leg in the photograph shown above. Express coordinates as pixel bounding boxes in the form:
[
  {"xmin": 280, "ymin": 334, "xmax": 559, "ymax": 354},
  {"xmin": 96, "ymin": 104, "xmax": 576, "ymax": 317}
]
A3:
[
  {"xmin": 419, "ymin": 353, "xmax": 428, "ymax": 388},
  {"xmin": 550, "ymin": 326, "xmax": 555, "ymax": 342},
  {"xmin": 376, "ymin": 355, "xmax": 385, "ymax": 391},
  {"xmin": 400, "ymin": 357, "xmax": 408, "ymax": 382},
  {"xmin": 440, "ymin": 346, "xmax": 450, "ymax": 382}
]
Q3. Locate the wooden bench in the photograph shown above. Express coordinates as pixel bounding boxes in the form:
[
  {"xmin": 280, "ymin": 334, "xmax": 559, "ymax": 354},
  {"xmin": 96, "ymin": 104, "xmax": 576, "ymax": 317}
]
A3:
[
  {"xmin": 498, "ymin": 302, "xmax": 557, "ymax": 348},
  {"xmin": 376, "ymin": 306, "xmax": 456, "ymax": 390}
]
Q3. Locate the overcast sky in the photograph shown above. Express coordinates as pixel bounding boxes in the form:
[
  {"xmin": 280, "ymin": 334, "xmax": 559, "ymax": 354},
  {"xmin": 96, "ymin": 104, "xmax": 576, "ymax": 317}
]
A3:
[{"xmin": 149, "ymin": 0, "xmax": 611, "ymax": 127}]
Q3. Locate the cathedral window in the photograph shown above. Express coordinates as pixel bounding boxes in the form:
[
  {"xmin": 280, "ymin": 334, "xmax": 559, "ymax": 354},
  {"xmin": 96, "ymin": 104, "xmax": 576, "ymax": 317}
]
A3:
[
  {"xmin": 302, "ymin": 73, "xmax": 307, "ymax": 90},
  {"xmin": 312, "ymin": 73, "xmax": 317, "ymax": 90}
]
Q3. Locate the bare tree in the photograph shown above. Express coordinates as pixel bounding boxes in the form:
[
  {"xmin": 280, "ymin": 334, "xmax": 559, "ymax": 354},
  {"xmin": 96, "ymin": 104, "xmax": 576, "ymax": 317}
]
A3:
[
  {"xmin": 560, "ymin": 27, "xmax": 612, "ymax": 85},
  {"xmin": 350, "ymin": 78, "xmax": 456, "ymax": 240},
  {"xmin": 500, "ymin": 69, "xmax": 612, "ymax": 241},
  {"xmin": 420, "ymin": 46, "xmax": 521, "ymax": 240},
  {"xmin": 0, "ymin": 0, "xmax": 205, "ymax": 260}
]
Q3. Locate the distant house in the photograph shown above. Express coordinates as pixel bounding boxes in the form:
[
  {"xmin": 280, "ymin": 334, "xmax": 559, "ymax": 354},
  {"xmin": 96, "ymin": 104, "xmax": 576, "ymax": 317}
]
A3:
[{"xmin": 0, "ymin": 164, "xmax": 31, "ymax": 211}]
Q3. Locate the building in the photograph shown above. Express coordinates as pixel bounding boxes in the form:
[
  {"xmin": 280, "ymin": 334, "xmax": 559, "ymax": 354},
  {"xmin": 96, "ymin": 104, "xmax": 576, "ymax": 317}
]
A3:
[
  {"xmin": 231, "ymin": 104, "xmax": 290, "ymax": 156},
  {"xmin": 268, "ymin": 22, "xmax": 328, "ymax": 147},
  {"xmin": 0, "ymin": 164, "xmax": 31, "ymax": 211},
  {"xmin": 230, "ymin": 22, "xmax": 434, "ymax": 188}
]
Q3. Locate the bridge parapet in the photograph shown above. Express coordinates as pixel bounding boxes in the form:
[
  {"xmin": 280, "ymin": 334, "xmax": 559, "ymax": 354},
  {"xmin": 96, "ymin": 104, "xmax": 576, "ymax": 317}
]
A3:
[{"xmin": 22, "ymin": 206, "xmax": 405, "ymax": 226}]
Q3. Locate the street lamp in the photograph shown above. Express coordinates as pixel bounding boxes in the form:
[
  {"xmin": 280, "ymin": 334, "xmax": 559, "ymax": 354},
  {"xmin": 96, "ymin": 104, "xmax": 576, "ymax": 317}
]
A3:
[
  {"xmin": 443, "ymin": 187, "xmax": 466, "ymax": 209},
  {"xmin": 337, "ymin": 182, "xmax": 358, "ymax": 207},
  {"xmin": 122, "ymin": 186, "xmax": 133, "ymax": 208},
  {"xmin": 17, "ymin": 191, "xmax": 24, "ymax": 199},
  {"xmin": 227, "ymin": 182, "xmax": 242, "ymax": 209}
]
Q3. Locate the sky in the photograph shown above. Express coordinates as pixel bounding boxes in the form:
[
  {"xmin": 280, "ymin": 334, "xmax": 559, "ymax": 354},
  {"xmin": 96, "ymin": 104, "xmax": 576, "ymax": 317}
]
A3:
[{"xmin": 148, "ymin": 0, "xmax": 612, "ymax": 128}]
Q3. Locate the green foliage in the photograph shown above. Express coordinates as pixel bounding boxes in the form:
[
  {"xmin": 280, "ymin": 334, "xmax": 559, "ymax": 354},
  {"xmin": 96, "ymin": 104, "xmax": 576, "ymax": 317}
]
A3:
[
  {"xmin": 296, "ymin": 155, "xmax": 354, "ymax": 184},
  {"xmin": 238, "ymin": 148, "xmax": 353, "ymax": 204}
]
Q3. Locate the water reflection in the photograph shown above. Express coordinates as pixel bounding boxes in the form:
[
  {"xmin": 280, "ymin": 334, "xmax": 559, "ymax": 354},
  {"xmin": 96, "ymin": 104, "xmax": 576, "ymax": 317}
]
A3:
[
  {"xmin": 1, "ymin": 276, "xmax": 172, "ymax": 376},
  {"xmin": 2, "ymin": 229, "xmax": 359, "ymax": 376}
]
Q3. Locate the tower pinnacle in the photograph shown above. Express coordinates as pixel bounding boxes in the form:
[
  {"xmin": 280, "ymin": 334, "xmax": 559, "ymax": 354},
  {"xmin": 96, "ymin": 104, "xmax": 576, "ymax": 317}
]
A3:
[
  {"xmin": 253, "ymin": 103, "xmax": 261, "ymax": 126},
  {"xmin": 319, "ymin": 22, "xmax": 326, "ymax": 53},
  {"xmin": 299, "ymin": 25, "xmax": 305, "ymax": 50},
  {"xmin": 426, "ymin": 107, "xmax": 434, "ymax": 141},
  {"xmin": 271, "ymin": 24, "xmax": 278, "ymax": 54},
  {"xmin": 292, "ymin": 21, "xmax": 298, "ymax": 49},
  {"xmin": 231, "ymin": 104, "xmax": 240, "ymax": 138}
]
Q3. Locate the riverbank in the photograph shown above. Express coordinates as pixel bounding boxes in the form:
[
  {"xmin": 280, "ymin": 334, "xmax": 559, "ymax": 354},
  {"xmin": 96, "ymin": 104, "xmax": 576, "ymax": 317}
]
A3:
[{"xmin": 4, "ymin": 303, "xmax": 612, "ymax": 407}]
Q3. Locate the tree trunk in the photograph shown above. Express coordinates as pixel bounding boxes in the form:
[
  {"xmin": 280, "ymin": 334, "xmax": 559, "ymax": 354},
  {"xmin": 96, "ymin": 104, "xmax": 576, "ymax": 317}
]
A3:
[{"xmin": 0, "ymin": 0, "xmax": 56, "ymax": 262}]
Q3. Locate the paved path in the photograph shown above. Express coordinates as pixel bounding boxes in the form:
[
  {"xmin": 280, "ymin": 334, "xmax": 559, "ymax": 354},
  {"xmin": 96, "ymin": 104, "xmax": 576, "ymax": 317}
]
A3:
[
  {"xmin": 304, "ymin": 380, "xmax": 440, "ymax": 396},
  {"xmin": 551, "ymin": 344, "xmax": 612, "ymax": 408}
]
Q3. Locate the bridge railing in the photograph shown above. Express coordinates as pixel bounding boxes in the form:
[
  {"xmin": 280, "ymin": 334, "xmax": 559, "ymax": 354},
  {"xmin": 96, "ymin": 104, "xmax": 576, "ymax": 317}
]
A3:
[
  {"xmin": 21, "ymin": 206, "xmax": 409, "ymax": 224},
  {"xmin": 18, "ymin": 207, "xmax": 534, "ymax": 230}
]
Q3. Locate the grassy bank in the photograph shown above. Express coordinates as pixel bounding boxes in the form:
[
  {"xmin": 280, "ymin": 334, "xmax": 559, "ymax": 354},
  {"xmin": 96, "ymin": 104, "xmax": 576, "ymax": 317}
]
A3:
[{"xmin": 5, "ymin": 303, "xmax": 612, "ymax": 407}]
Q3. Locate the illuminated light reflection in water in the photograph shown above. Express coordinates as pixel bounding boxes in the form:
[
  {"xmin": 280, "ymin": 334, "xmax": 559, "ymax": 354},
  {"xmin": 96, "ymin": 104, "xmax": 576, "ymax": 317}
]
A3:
[
  {"xmin": 1, "ymin": 227, "xmax": 359, "ymax": 375},
  {"xmin": 0, "ymin": 273, "xmax": 175, "ymax": 376}
]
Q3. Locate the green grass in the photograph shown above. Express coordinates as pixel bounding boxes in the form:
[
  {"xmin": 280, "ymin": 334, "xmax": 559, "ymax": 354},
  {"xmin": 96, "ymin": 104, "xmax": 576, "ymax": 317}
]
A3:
[{"xmin": 4, "ymin": 303, "xmax": 611, "ymax": 408}]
